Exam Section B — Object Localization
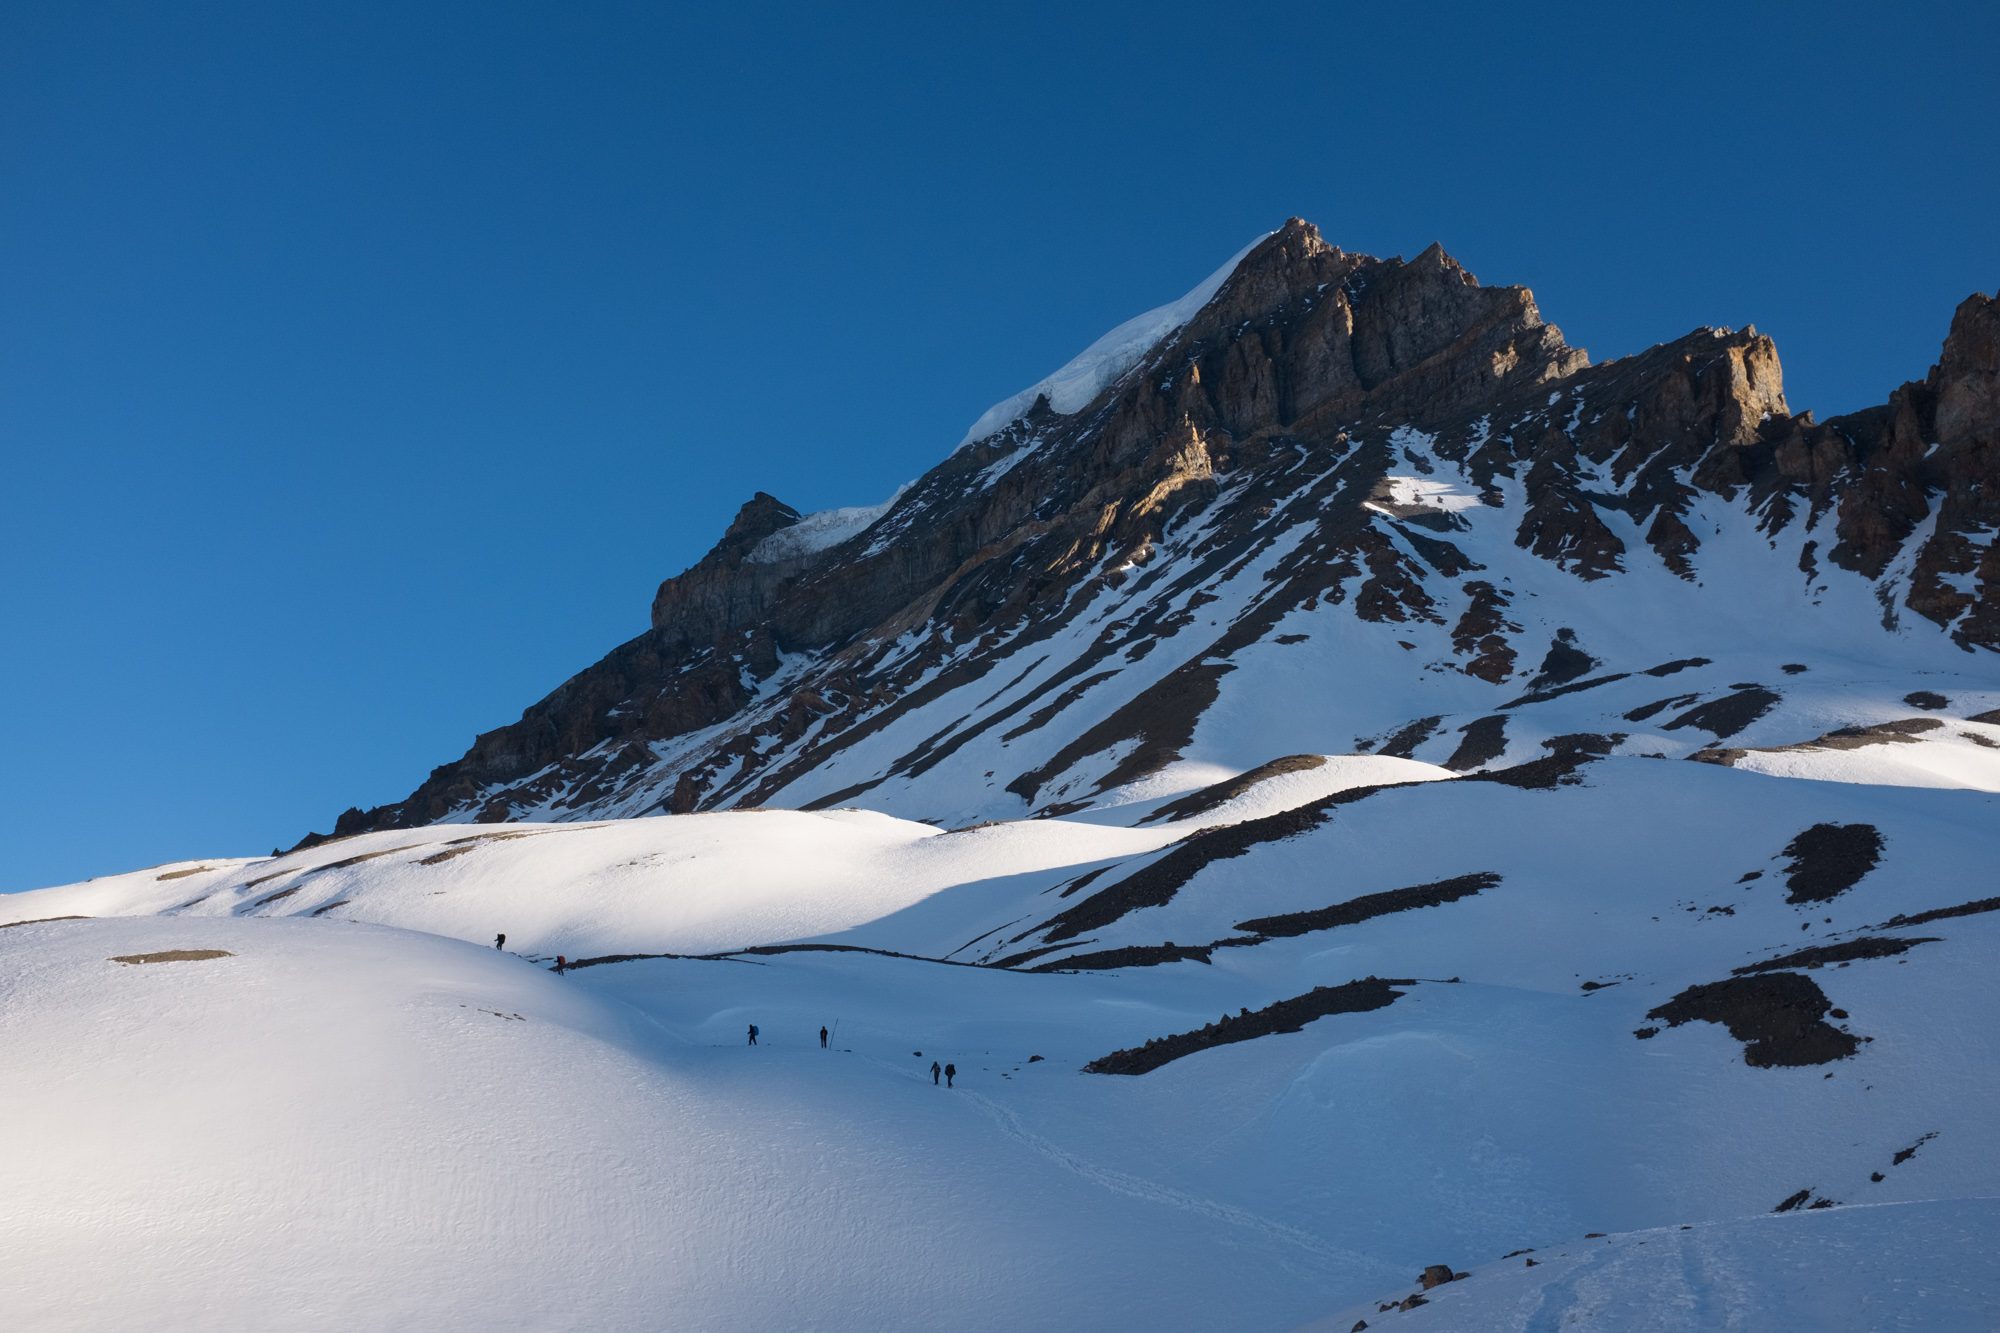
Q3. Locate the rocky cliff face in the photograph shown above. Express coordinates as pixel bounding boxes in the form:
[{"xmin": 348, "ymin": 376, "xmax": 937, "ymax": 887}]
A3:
[
  {"xmin": 320, "ymin": 221, "xmax": 2000, "ymax": 841},
  {"xmin": 648, "ymin": 490, "xmax": 805, "ymax": 642}
]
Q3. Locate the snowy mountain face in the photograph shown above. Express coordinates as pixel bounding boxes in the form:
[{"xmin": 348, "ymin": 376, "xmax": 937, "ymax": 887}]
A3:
[
  {"xmin": 8, "ymin": 220, "xmax": 2000, "ymax": 1331},
  {"xmin": 318, "ymin": 219, "xmax": 2000, "ymax": 839}
]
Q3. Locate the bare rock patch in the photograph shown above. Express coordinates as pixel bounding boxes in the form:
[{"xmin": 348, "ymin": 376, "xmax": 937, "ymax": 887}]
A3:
[
  {"xmin": 110, "ymin": 949, "xmax": 235, "ymax": 965},
  {"xmin": 1236, "ymin": 872, "xmax": 1500, "ymax": 938},
  {"xmin": 1643, "ymin": 972, "xmax": 1859, "ymax": 1066},
  {"xmin": 1780, "ymin": 823, "xmax": 1884, "ymax": 903},
  {"xmin": 1663, "ymin": 687, "xmax": 1781, "ymax": 739},
  {"xmin": 1086, "ymin": 977, "xmax": 1410, "ymax": 1075},
  {"xmin": 1733, "ymin": 935, "xmax": 1937, "ymax": 974}
]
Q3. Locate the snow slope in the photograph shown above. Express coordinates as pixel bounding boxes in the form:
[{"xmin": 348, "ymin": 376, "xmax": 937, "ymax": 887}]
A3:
[
  {"xmin": 1, "ymin": 916, "xmax": 1393, "ymax": 1332},
  {"xmin": 1308, "ymin": 1200, "xmax": 2000, "ymax": 1332},
  {"xmin": 0, "ymin": 809, "xmax": 1167, "ymax": 959},
  {"xmin": 0, "ymin": 755, "xmax": 1454, "ymax": 960},
  {"xmin": 748, "ymin": 485, "xmax": 908, "ymax": 564},
  {"xmin": 9, "ymin": 749, "xmax": 2000, "ymax": 1330}
]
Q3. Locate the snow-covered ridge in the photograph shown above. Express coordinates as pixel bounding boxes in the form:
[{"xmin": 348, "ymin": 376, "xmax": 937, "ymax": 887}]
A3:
[
  {"xmin": 747, "ymin": 483, "xmax": 910, "ymax": 564},
  {"xmin": 955, "ymin": 232, "xmax": 1268, "ymax": 448}
]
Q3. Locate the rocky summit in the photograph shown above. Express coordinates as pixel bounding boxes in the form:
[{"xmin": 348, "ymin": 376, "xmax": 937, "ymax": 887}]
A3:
[{"xmin": 317, "ymin": 219, "xmax": 2000, "ymax": 839}]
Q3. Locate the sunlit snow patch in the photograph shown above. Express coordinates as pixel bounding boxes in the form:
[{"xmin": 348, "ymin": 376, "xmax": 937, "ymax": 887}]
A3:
[
  {"xmin": 956, "ymin": 233, "xmax": 1268, "ymax": 448},
  {"xmin": 1364, "ymin": 475, "xmax": 1484, "ymax": 518},
  {"xmin": 1725, "ymin": 718, "xmax": 2000, "ymax": 793},
  {"xmin": 1077, "ymin": 753, "xmax": 1456, "ymax": 827},
  {"xmin": 748, "ymin": 484, "xmax": 910, "ymax": 564}
]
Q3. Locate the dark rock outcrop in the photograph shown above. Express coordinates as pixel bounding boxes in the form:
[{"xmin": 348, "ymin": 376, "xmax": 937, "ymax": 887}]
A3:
[
  {"xmin": 1083, "ymin": 976, "xmax": 1410, "ymax": 1075},
  {"xmin": 1645, "ymin": 972, "xmax": 1860, "ymax": 1067}
]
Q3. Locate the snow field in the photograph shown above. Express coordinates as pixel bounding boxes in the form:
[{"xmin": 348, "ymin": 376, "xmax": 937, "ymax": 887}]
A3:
[
  {"xmin": 1308, "ymin": 1200, "xmax": 2000, "ymax": 1332},
  {"xmin": 0, "ymin": 917, "xmax": 1403, "ymax": 1332},
  {"xmin": 6, "ymin": 754, "xmax": 2000, "ymax": 1328}
]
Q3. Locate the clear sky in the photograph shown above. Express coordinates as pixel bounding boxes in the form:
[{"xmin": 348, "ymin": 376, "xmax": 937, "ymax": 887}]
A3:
[{"xmin": 3, "ymin": 1, "xmax": 1996, "ymax": 890}]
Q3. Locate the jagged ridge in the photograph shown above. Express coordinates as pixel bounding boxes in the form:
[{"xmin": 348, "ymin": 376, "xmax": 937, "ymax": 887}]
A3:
[{"xmin": 319, "ymin": 221, "xmax": 2000, "ymax": 840}]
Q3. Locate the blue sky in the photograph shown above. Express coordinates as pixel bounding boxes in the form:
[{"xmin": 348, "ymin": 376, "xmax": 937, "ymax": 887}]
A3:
[{"xmin": 3, "ymin": 1, "xmax": 1996, "ymax": 890}]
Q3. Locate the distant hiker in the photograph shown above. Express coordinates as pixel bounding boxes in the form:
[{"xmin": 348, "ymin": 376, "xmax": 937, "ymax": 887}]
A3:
[
  {"xmin": 931, "ymin": 1061, "xmax": 941, "ymax": 1086},
  {"xmin": 747, "ymin": 1024, "xmax": 759, "ymax": 1046},
  {"xmin": 494, "ymin": 933, "xmax": 506, "ymax": 950},
  {"xmin": 945, "ymin": 1062, "xmax": 956, "ymax": 1088},
  {"xmin": 554, "ymin": 955, "xmax": 567, "ymax": 975},
  {"xmin": 820, "ymin": 1025, "xmax": 829, "ymax": 1049}
]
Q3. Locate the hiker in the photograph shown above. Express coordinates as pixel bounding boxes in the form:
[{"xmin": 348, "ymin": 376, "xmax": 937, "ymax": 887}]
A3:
[
  {"xmin": 820, "ymin": 1025, "xmax": 829, "ymax": 1049},
  {"xmin": 554, "ymin": 955, "xmax": 566, "ymax": 975},
  {"xmin": 494, "ymin": 933, "xmax": 506, "ymax": 950},
  {"xmin": 747, "ymin": 1023, "xmax": 759, "ymax": 1046},
  {"xmin": 930, "ymin": 1060, "xmax": 941, "ymax": 1086},
  {"xmin": 945, "ymin": 1062, "xmax": 956, "ymax": 1088}
]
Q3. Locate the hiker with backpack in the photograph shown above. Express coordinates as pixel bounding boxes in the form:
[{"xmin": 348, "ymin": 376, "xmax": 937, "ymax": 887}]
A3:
[
  {"xmin": 494, "ymin": 933, "xmax": 506, "ymax": 950},
  {"xmin": 930, "ymin": 1060, "xmax": 941, "ymax": 1086},
  {"xmin": 747, "ymin": 1024, "xmax": 759, "ymax": 1046},
  {"xmin": 945, "ymin": 1062, "xmax": 956, "ymax": 1088}
]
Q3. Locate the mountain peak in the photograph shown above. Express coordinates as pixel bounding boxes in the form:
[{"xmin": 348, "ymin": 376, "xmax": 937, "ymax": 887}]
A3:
[
  {"xmin": 317, "ymin": 241, "xmax": 2000, "ymax": 842},
  {"xmin": 1935, "ymin": 289, "xmax": 2000, "ymax": 445},
  {"xmin": 647, "ymin": 490, "xmax": 805, "ymax": 637},
  {"xmin": 719, "ymin": 492, "xmax": 802, "ymax": 554}
]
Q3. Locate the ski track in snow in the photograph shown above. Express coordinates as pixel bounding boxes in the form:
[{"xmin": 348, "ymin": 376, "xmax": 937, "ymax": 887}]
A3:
[{"xmin": 937, "ymin": 1065, "xmax": 1377, "ymax": 1275}]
